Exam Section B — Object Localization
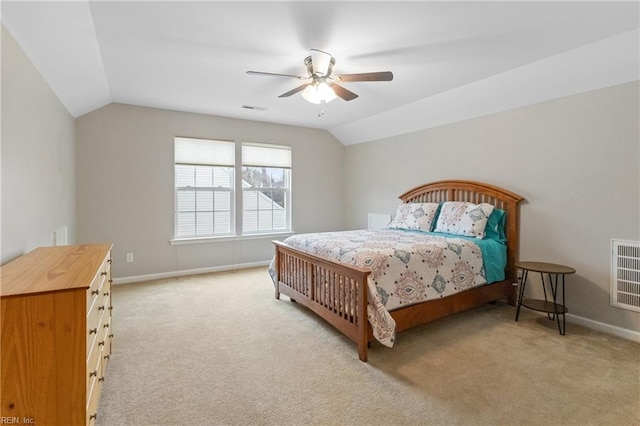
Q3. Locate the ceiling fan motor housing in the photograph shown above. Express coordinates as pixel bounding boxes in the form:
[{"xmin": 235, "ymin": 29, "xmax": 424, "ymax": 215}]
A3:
[{"xmin": 304, "ymin": 55, "xmax": 335, "ymax": 77}]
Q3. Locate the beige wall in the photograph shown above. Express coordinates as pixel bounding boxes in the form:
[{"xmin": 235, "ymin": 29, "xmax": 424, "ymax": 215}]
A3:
[
  {"xmin": 1, "ymin": 25, "xmax": 76, "ymax": 264},
  {"xmin": 75, "ymin": 103, "xmax": 345, "ymax": 278},
  {"xmin": 343, "ymin": 81, "xmax": 640, "ymax": 332}
]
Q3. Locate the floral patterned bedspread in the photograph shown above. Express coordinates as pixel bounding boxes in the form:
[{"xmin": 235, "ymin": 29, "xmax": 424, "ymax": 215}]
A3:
[{"xmin": 271, "ymin": 228, "xmax": 490, "ymax": 348}]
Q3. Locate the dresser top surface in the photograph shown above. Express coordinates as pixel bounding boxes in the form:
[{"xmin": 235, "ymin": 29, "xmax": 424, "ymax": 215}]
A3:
[{"xmin": 1, "ymin": 243, "xmax": 112, "ymax": 297}]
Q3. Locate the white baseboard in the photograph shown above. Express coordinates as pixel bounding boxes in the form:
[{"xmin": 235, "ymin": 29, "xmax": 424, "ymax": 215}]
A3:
[
  {"xmin": 112, "ymin": 260, "xmax": 271, "ymax": 285},
  {"xmin": 566, "ymin": 313, "xmax": 640, "ymax": 343},
  {"xmin": 526, "ymin": 309, "xmax": 640, "ymax": 343}
]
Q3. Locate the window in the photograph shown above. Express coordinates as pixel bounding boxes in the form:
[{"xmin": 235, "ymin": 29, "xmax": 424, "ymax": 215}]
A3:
[
  {"xmin": 175, "ymin": 138, "xmax": 235, "ymax": 238},
  {"xmin": 242, "ymin": 143, "xmax": 291, "ymax": 234},
  {"xmin": 174, "ymin": 138, "xmax": 291, "ymax": 239}
]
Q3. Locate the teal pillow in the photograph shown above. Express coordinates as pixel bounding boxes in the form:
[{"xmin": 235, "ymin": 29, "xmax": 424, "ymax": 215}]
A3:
[
  {"xmin": 484, "ymin": 208, "xmax": 506, "ymax": 242},
  {"xmin": 429, "ymin": 202, "xmax": 443, "ymax": 232}
]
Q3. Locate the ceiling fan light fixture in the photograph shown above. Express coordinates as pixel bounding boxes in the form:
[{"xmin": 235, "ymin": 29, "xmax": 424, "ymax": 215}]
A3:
[{"xmin": 301, "ymin": 81, "xmax": 337, "ymax": 104}]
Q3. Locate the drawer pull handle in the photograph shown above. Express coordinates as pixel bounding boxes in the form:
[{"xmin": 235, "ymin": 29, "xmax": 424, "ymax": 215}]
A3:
[
  {"xmin": 108, "ymin": 259, "xmax": 112, "ymax": 264},
  {"xmin": 98, "ymin": 377, "xmax": 105, "ymax": 383},
  {"xmin": 104, "ymin": 354, "xmax": 110, "ymax": 360},
  {"xmin": 104, "ymin": 291, "xmax": 110, "ymax": 296},
  {"xmin": 89, "ymin": 328, "xmax": 97, "ymax": 334},
  {"xmin": 109, "ymin": 333, "xmax": 114, "ymax": 338},
  {"xmin": 109, "ymin": 279, "xmax": 113, "ymax": 284},
  {"xmin": 90, "ymin": 370, "xmax": 97, "ymax": 377},
  {"xmin": 101, "ymin": 271, "xmax": 107, "ymax": 276},
  {"xmin": 91, "ymin": 289, "xmax": 99, "ymax": 295},
  {"xmin": 90, "ymin": 413, "xmax": 97, "ymax": 421},
  {"xmin": 104, "ymin": 323, "xmax": 110, "ymax": 328},
  {"xmin": 98, "ymin": 305, "xmax": 105, "ymax": 311},
  {"xmin": 98, "ymin": 341, "xmax": 105, "ymax": 346},
  {"xmin": 109, "ymin": 306, "xmax": 113, "ymax": 311}
]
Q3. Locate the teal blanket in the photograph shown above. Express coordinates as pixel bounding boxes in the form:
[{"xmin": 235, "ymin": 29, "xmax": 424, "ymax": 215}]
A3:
[{"xmin": 428, "ymin": 231, "xmax": 507, "ymax": 283}]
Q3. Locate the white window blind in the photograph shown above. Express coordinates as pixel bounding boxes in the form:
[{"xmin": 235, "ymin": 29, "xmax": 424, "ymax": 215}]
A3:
[
  {"xmin": 242, "ymin": 143, "xmax": 291, "ymax": 168},
  {"xmin": 175, "ymin": 137, "xmax": 234, "ymax": 166}
]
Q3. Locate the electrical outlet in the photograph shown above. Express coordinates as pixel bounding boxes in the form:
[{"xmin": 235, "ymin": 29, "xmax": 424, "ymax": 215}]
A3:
[{"xmin": 126, "ymin": 253, "xmax": 134, "ymax": 263}]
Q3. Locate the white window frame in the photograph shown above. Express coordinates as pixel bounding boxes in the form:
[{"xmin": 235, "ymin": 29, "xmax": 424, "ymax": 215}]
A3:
[
  {"xmin": 174, "ymin": 164, "xmax": 235, "ymax": 238},
  {"xmin": 171, "ymin": 138, "xmax": 292, "ymax": 244}
]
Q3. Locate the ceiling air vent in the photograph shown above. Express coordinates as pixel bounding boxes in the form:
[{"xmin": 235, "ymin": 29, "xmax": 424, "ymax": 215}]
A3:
[
  {"xmin": 611, "ymin": 240, "xmax": 640, "ymax": 312},
  {"xmin": 242, "ymin": 105, "xmax": 267, "ymax": 111}
]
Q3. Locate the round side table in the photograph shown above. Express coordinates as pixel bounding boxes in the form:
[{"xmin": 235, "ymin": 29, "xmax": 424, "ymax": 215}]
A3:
[{"xmin": 514, "ymin": 261, "xmax": 576, "ymax": 335}]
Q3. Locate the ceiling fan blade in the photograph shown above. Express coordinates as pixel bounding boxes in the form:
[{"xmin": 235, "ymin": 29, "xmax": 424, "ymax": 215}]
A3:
[
  {"xmin": 331, "ymin": 84, "xmax": 359, "ymax": 101},
  {"xmin": 247, "ymin": 71, "xmax": 307, "ymax": 79},
  {"xmin": 278, "ymin": 84, "xmax": 310, "ymax": 98},
  {"xmin": 337, "ymin": 71, "xmax": 394, "ymax": 82},
  {"xmin": 310, "ymin": 49, "xmax": 332, "ymax": 76}
]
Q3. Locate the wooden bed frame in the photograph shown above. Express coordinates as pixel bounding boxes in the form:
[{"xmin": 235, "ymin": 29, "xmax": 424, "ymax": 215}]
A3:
[{"xmin": 273, "ymin": 180, "xmax": 524, "ymax": 361}]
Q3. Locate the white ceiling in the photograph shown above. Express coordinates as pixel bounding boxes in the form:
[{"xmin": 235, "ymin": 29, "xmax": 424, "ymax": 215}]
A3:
[{"xmin": 2, "ymin": 1, "xmax": 639, "ymax": 145}]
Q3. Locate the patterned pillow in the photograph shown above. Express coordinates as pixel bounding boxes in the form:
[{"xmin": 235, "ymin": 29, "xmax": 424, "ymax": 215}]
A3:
[
  {"xmin": 433, "ymin": 202, "xmax": 495, "ymax": 239},
  {"xmin": 388, "ymin": 203, "xmax": 440, "ymax": 232}
]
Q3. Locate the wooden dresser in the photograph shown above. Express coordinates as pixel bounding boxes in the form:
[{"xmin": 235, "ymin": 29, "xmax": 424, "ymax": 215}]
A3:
[{"xmin": 1, "ymin": 243, "xmax": 113, "ymax": 425}]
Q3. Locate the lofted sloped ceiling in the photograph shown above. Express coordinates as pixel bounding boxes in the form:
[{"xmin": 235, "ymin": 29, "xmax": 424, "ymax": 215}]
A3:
[{"xmin": 2, "ymin": 1, "xmax": 639, "ymax": 145}]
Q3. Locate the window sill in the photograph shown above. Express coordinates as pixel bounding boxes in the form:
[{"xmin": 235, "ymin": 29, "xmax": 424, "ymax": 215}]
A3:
[{"xmin": 169, "ymin": 231, "xmax": 293, "ymax": 245}]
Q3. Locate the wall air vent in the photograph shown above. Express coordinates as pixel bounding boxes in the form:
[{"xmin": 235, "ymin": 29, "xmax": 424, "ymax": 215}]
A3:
[{"xmin": 611, "ymin": 240, "xmax": 640, "ymax": 312}]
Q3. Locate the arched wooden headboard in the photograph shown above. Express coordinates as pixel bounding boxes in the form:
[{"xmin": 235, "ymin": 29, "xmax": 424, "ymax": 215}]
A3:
[{"xmin": 399, "ymin": 180, "xmax": 524, "ymax": 279}]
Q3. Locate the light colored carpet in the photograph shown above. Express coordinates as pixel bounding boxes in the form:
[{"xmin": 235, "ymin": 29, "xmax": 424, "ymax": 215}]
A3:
[{"xmin": 97, "ymin": 267, "xmax": 640, "ymax": 426}]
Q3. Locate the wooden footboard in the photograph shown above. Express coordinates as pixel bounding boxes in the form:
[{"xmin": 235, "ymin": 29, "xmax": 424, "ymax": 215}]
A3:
[{"xmin": 274, "ymin": 240, "xmax": 371, "ymax": 361}]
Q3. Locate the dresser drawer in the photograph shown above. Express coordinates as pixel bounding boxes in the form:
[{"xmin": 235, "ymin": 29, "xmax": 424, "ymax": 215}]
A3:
[
  {"xmin": 86, "ymin": 355, "xmax": 103, "ymax": 425},
  {"xmin": 87, "ymin": 285, "xmax": 100, "ymax": 312},
  {"xmin": 96, "ymin": 316, "xmax": 109, "ymax": 352},
  {"xmin": 87, "ymin": 256, "xmax": 109, "ymax": 311},
  {"xmin": 100, "ymin": 316, "xmax": 111, "ymax": 342},
  {"xmin": 87, "ymin": 299, "xmax": 101, "ymax": 359},
  {"xmin": 101, "ymin": 318, "xmax": 112, "ymax": 376},
  {"xmin": 86, "ymin": 338, "xmax": 101, "ymax": 394},
  {"xmin": 100, "ymin": 290, "xmax": 111, "ymax": 319}
]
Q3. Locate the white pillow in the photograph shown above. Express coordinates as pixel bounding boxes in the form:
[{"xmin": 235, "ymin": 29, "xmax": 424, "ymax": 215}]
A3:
[
  {"xmin": 388, "ymin": 203, "xmax": 440, "ymax": 232},
  {"xmin": 433, "ymin": 202, "xmax": 495, "ymax": 239}
]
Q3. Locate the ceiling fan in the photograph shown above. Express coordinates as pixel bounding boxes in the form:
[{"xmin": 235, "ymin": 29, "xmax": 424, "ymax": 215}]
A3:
[{"xmin": 247, "ymin": 49, "xmax": 393, "ymax": 104}]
